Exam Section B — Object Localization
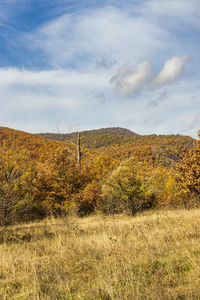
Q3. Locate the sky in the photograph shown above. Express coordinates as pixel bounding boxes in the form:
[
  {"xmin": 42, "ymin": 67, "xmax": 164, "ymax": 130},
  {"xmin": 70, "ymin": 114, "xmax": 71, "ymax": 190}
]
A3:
[{"xmin": 0, "ymin": 0, "xmax": 199, "ymax": 137}]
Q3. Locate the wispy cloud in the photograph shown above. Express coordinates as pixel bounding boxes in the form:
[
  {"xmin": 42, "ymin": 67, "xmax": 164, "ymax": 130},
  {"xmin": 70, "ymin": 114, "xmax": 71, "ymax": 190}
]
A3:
[
  {"xmin": 0, "ymin": 66, "xmax": 112, "ymax": 132},
  {"xmin": 146, "ymin": 90, "xmax": 167, "ymax": 109},
  {"xmin": 25, "ymin": 6, "xmax": 168, "ymax": 69},
  {"xmin": 140, "ymin": 0, "xmax": 200, "ymax": 27}
]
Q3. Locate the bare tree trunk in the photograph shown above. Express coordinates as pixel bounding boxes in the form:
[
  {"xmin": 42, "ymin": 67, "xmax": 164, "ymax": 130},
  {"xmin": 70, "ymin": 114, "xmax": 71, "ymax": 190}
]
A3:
[{"xmin": 77, "ymin": 133, "xmax": 81, "ymax": 166}]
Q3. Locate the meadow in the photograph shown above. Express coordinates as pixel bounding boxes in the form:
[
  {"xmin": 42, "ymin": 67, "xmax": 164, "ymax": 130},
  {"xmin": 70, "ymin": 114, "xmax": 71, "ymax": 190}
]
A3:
[{"xmin": 1, "ymin": 209, "xmax": 200, "ymax": 299}]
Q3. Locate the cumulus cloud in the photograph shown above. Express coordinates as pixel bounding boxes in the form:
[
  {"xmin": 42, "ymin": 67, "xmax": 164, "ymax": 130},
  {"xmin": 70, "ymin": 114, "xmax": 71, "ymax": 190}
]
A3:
[
  {"xmin": 153, "ymin": 55, "xmax": 190, "ymax": 86},
  {"xmin": 111, "ymin": 55, "xmax": 190, "ymax": 96},
  {"xmin": 110, "ymin": 60, "xmax": 154, "ymax": 96}
]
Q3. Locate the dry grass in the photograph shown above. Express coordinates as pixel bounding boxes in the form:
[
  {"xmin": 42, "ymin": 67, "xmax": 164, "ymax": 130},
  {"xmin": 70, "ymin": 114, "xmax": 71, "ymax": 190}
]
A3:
[{"xmin": 1, "ymin": 209, "xmax": 200, "ymax": 299}]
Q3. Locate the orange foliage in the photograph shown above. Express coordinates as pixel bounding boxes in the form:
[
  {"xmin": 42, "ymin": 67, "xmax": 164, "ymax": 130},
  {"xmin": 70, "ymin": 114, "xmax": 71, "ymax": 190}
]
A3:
[{"xmin": 0, "ymin": 126, "xmax": 197, "ymax": 223}]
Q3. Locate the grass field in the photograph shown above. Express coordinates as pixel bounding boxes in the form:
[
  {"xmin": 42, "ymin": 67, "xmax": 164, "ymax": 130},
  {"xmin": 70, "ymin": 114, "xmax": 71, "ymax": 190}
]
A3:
[{"xmin": 1, "ymin": 209, "xmax": 200, "ymax": 299}]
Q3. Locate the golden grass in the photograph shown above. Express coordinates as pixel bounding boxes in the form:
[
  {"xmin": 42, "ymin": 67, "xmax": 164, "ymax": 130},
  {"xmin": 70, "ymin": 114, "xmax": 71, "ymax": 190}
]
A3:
[{"xmin": 1, "ymin": 209, "xmax": 200, "ymax": 299}]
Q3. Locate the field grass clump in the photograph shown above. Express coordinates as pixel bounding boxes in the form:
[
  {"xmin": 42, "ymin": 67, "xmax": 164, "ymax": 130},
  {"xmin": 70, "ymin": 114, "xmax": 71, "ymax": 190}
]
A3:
[{"xmin": 1, "ymin": 209, "xmax": 200, "ymax": 299}]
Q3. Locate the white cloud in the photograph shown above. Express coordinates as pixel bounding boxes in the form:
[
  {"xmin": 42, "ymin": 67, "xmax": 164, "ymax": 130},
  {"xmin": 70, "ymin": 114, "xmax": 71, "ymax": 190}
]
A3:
[
  {"xmin": 22, "ymin": 0, "xmax": 200, "ymax": 73},
  {"xmin": 26, "ymin": 6, "xmax": 168, "ymax": 69},
  {"xmin": 110, "ymin": 60, "xmax": 154, "ymax": 96},
  {"xmin": 153, "ymin": 55, "xmax": 190, "ymax": 86},
  {"xmin": 0, "ymin": 66, "xmax": 199, "ymax": 137},
  {"xmin": 140, "ymin": 0, "xmax": 200, "ymax": 28},
  {"xmin": 0, "ymin": 67, "xmax": 113, "ymax": 132},
  {"xmin": 111, "ymin": 55, "xmax": 190, "ymax": 96},
  {"xmin": 0, "ymin": 1, "xmax": 199, "ymax": 137},
  {"xmin": 0, "ymin": 67, "xmax": 109, "ymax": 89}
]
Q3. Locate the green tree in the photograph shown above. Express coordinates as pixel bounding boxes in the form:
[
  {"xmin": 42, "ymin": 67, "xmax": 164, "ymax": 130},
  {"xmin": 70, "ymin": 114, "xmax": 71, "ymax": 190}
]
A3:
[{"xmin": 101, "ymin": 157, "xmax": 154, "ymax": 215}]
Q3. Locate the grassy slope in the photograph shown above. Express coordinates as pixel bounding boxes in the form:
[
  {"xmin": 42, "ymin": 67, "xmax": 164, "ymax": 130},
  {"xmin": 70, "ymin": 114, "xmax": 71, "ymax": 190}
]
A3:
[{"xmin": 1, "ymin": 209, "xmax": 200, "ymax": 299}]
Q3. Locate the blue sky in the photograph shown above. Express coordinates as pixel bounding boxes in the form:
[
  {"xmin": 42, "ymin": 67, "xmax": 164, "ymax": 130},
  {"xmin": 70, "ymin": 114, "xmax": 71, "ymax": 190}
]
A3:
[{"xmin": 0, "ymin": 0, "xmax": 199, "ymax": 137}]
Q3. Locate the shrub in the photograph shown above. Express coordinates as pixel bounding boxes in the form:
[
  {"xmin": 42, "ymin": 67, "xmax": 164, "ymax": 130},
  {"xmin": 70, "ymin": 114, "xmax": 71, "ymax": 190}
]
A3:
[{"xmin": 101, "ymin": 157, "xmax": 154, "ymax": 215}]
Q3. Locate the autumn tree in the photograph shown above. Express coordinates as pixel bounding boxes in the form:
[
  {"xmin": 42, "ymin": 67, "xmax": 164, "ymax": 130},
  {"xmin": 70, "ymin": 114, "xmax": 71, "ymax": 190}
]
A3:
[
  {"xmin": 73, "ymin": 154, "xmax": 119, "ymax": 216},
  {"xmin": 0, "ymin": 150, "xmax": 24, "ymax": 225},
  {"xmin": 23, "ymin": 147, "xmax": 88, "ymax": 216},
  {"xmin": 176, "ymin": 131, "xmax": 200, "ymax": 206},
  {"xmin": 101, "ymin": 157, "xmax": 155, "ymax": 215}
]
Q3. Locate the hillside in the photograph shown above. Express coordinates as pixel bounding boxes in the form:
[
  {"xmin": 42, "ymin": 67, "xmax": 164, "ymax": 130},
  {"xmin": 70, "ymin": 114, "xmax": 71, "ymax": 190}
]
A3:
[
  {"xmin": 37, "ymin": 127, "xmax": 138, "ymax": 146},
  {"xmin": 95, "ymin": 134, "xmax": 195, "ymax": 167},
  {"xmin": 0, "ymin": 126, "xmax": 76, "ymax": 162},
  {"xmin": 37, "ymin": 127, "xmax": 194, "ymax": 154},
  {"xmin": 0, "ymin": 125, "xmax": 195, "ymax": 176},
  {"xmin": 0, "ymin": 126, "xmax": 195, "ymax": 177},
  {"xmin": 38, "ymin": 127, "xmax": 194, "ymax": 166},
  {"xmin": 38, "ymin": 127, "xmax": 138, "ymax": 140},
  {"xmin": 0, "ymin": 126, "xmax": 197, "ymax": 224}
]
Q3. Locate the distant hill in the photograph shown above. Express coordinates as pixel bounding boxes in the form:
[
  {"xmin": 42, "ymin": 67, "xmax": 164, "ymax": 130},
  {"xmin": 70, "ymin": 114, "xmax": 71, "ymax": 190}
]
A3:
[
  {"xmin": 37, "ymin": 127, "xmax": 194, "ymax": 151},
  {"xmin": 0, "ymin": 126, "xmax": 195, "ymax": 167},
  {"xmin": 37, "ymin": 126, "xmax": 195, "ymax": 166},
  {"xmin": 38, "ymin": 127, "xmax": 138, "ymax": 142},
  {"xmin": 72, "ymin": 127, "xmax": 138, "ymax": 136}
]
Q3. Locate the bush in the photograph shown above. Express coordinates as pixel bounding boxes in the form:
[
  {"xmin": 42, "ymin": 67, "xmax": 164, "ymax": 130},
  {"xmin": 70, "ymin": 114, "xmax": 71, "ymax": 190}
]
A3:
[{"xmin": 101, "ymin": 157, "xmax": 154, "ymax": 215}]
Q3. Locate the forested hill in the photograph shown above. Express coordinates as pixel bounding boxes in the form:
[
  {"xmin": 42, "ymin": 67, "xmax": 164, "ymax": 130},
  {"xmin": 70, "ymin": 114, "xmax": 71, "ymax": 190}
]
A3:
[
  {"xmin": 0, "ymin": 126, "xmax": 194, "ymax": 163},
  {"xmin": 0, "ymin": 126, "xmax": 198, "ymax": 224},
  {"xmin": 37, "ymin": 127, "xmax": 194, "ymax": 150},
  {"xmin": 0, "ymin": 126, "xmax": 76, "ymax": 162},
  {"xmin": 37, "ymin": 127, "xmax": 138, "ymax": 147}
]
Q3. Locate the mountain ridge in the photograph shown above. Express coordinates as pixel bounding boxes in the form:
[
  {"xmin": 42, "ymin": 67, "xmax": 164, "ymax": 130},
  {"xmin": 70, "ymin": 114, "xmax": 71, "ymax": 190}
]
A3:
[
  {"xmin": 37, "ymin": 127, "xmax": 138, "ymax": 140},
  {"xmin": 36, "ymin": 127, "xmax": 194, "ymax": 150}
]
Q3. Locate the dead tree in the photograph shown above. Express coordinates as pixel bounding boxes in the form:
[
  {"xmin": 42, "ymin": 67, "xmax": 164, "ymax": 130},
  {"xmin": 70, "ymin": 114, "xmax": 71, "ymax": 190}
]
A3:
[{"xmin": 77, "ymin": 133, "xmax": 81, "ymax": 166}]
